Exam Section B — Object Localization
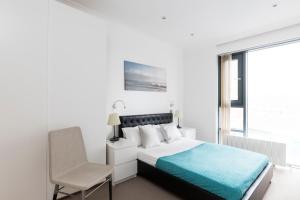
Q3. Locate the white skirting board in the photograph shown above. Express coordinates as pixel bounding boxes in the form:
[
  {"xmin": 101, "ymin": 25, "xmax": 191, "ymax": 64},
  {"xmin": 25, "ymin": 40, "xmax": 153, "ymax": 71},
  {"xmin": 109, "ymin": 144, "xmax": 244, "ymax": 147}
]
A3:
[{"xmin": 223, "ymin": 134, "xmax": 286, "ymax": 166}]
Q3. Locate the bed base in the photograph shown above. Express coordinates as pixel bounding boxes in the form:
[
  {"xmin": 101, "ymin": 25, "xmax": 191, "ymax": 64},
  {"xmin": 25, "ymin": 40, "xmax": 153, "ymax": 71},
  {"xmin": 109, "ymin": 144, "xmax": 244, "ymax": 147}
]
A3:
[
  {"xmin": 138, "ymin": 160, "xmax": 273, "ymax": 200},
  {"xmin": 242, "ymin": 163, "xmax": 273, "ymax": 200}
]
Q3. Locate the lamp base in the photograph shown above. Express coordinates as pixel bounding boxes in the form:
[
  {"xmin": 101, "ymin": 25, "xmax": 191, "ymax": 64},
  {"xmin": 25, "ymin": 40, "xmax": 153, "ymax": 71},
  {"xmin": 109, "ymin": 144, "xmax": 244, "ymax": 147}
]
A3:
[{"xmin": 109, "ymin": 136, "xmax": 119, "ymax": 142}]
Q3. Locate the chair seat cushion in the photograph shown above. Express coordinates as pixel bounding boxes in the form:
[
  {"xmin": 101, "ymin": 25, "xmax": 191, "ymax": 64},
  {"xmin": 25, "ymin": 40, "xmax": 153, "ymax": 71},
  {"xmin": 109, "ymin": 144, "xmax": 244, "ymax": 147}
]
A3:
[{"xmin": 52, "ymin": 162, "xmax": 113, "ymax": 190}]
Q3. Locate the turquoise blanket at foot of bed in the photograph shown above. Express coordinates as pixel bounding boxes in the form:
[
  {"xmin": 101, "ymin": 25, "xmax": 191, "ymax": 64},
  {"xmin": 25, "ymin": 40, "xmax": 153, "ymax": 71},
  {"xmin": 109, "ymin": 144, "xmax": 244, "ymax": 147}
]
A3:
[{"xmin": 155, "ymin": 143, "xmax": 269, "ymax": 200}]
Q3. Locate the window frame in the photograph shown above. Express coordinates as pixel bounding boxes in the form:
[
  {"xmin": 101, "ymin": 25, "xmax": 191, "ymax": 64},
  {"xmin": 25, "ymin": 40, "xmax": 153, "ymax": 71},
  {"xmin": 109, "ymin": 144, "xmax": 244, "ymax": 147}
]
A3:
[
  {"xmin": 218, "ymin": 52, "xmax": 246, "ymax": 108},
  {"xmin": 231, "ymin": 52, "xmax": 245, "ymax": 107},
  {"xmin": 218, "ymin": 51, "xmax": 247, "ymax": 136}
]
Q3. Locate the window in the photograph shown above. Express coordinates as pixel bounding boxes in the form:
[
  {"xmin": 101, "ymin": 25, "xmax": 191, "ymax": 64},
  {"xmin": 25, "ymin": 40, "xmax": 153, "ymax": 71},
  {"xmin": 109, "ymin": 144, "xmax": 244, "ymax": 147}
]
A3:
[
  {"xmin": 231, "ymin": 52, "xmax": 245, "ymax": 107},
  {"xmin": 218, "ymin": 52, "xmax": 246, "ymax": 133},
  {"xmin": 218, "ymin": 41, "xmax": 300, "ymax": 166},
  {"xmin": 247, "ymin": 42, "xmax": 300, "ymax": 166}
]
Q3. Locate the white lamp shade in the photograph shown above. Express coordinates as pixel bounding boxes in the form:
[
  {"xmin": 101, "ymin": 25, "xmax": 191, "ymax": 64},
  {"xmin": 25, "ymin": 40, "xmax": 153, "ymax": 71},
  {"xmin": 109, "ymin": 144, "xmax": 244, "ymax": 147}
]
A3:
[
  {"xmin": 174, "ymin": 110, "xmax": 181, "ymax": 118},
  {"xmin": 107, "ymin": 113, "xmax": 121, "ymax": 125}
]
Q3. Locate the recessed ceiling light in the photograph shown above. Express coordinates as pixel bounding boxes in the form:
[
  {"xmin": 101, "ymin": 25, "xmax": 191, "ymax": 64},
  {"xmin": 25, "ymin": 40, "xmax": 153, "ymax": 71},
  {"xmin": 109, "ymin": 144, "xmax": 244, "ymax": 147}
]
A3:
[
  {"xmin": 272, "ymin": 4, "xmax": 278, "ymax": 8},
  {"xmin": 161, "ymin": 16, "xmax": 167, "ymax": 20},
  {"xmin": 190, "ymin": 33, "xmax": 195, "ymax": 37}
]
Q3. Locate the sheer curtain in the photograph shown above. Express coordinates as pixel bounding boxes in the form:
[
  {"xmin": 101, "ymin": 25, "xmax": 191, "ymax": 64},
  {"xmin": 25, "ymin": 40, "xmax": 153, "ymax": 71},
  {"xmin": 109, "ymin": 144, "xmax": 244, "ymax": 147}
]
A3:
[{"xmin": 220, "ymin": 54, "xmax": 232, "ymax": 142}]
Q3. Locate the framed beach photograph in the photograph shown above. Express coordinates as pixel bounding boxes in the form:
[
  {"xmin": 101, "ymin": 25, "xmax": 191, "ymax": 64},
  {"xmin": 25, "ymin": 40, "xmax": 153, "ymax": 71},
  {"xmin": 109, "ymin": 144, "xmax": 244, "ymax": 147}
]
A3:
[{"xmin": 124, "ymin": 60, "xmax": 167, "ymax": 92}]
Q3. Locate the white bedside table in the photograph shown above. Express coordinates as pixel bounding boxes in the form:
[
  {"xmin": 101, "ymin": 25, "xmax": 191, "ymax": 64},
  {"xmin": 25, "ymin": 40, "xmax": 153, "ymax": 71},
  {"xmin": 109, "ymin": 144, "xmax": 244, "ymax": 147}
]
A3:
[
  {"xmin": 179, "ymin": 127, "xmax": 196, "ymax": 140},
  {"xmin": 107, "ymin": 138, "xmax": 137, "ymax": 185}
]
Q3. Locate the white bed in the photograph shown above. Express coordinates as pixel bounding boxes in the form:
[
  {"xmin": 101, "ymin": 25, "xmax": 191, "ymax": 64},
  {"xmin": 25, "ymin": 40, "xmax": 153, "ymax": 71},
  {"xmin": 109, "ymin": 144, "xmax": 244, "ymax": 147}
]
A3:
[
  {"xmin": 120, "ymin": 113, "xmax": 273, "ymax": 200},
  {"xmin": 137, "ymin": 138, "xmax": 204, "ymax": 166},
  {"xmin": 137, "ymin": 137, "xmax": 273, "ymax": 200}
]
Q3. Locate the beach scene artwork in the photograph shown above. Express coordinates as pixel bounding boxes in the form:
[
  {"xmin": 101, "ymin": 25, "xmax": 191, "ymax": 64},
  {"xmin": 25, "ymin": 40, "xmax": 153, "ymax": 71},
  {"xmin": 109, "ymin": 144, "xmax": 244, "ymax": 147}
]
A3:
[{"xmin": 124, "ymin": 60, "xmax": 167, "ymax": 92}]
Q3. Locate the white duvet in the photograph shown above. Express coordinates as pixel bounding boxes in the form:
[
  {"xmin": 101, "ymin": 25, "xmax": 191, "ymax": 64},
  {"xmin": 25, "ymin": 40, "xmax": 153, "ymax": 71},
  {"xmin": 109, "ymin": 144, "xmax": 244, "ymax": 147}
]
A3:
[{"xmin": 138, "ymin": 138, "xmax": 204, "ymax": 166}]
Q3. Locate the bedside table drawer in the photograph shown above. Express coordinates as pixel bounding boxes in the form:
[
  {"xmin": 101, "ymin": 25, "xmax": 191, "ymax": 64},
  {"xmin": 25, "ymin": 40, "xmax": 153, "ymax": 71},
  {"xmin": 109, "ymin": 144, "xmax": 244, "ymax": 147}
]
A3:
[
  {"xmin": 110, "ymin": 147, "xmax": 137, "ymax": 165},
  {"xmin": 113, "ymin": 160, "xmax": 137, "ymax": 183}
]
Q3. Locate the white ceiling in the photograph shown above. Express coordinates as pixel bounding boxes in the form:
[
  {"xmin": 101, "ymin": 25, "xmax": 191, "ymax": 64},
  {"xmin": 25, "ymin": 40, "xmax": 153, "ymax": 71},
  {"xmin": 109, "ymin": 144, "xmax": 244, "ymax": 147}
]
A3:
[{"xmin": 72, "ymin": 0, "xmax": 300, "ymax": 48}]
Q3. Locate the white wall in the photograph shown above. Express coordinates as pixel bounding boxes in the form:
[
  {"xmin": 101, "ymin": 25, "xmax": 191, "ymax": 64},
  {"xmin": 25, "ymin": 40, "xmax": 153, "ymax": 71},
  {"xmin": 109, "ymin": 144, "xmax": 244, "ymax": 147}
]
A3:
[
  {"xmin": 48, "ymin": 1, "xmax": 108, "ymax": 198},
  {"xmin": 0, "ymin": 0, "xmax": 48, "ymax": 200},
  {"xmin": 217, "ymin": 23, "xmax": 300, "ymax": 54},
  {"xmin": 183, "ymin": 46, "xmax": 218, "ymax": 142},
  {"xmin": 48, "ymin": 0, "xmax": 184, "ymax": 159},
  {"xmin": 47, "ymin": 1, "xmax": 184, "ymax": 198},
  {"xmin": 106, "ymin": 23, "xmax": 184, "ymax": 119},
  {"xmin": 183, "ymin": 23, "xmax": 300, "ymax": 143},
  {"xmin": 48, "ymin": 0, "xmax": 108, "ymax": 166}
]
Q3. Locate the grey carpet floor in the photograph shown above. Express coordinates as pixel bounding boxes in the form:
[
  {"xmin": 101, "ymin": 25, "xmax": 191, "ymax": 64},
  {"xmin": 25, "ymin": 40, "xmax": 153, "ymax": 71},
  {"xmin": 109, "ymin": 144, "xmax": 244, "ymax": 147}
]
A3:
[{"xmin": 62, "ymin": 166, "xmax": 300, "ymax": 200}]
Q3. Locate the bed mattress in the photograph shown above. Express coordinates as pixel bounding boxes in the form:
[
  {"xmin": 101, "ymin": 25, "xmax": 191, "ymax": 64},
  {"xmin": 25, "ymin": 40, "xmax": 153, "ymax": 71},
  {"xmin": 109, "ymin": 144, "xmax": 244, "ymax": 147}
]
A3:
[
  {"xmin": 155, "ymin": 143, "xmax": 269, "ymax": 200},
  {"xmin": 137, "ymin": 138, "xmax": 203, "ymax": 166}
]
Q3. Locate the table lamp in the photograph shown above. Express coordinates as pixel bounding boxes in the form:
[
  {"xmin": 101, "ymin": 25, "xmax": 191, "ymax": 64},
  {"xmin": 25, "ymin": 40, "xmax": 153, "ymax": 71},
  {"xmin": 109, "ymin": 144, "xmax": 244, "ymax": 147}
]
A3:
[
  {"xmin": 107, "ymin": 112, "xmax": 121, "ymax": 142},
  {"xmin": 174, "ymin": 110, "xmax": 182, "ymax": 128}
]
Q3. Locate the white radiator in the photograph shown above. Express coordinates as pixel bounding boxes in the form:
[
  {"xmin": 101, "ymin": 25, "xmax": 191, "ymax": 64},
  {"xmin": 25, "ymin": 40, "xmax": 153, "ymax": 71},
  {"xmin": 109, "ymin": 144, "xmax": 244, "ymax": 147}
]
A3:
[{"xmin": 223, "ymin": 134, "xmax": 286, "ymax": 166}]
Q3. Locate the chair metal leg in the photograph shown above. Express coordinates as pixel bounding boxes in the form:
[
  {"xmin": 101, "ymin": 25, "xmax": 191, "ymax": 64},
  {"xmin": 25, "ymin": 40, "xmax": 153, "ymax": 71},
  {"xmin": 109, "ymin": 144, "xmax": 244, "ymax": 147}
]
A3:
[
  {"xmin": 53, "ymin": 185, "xmax": 59, "ymax": 200},
  {"xmin": 109, "ymin": 175, "xmax": 112, "ymax": 200},
  {"xmin": 81, "ymin": 190, "xmax": 85, "ymax": 200}
]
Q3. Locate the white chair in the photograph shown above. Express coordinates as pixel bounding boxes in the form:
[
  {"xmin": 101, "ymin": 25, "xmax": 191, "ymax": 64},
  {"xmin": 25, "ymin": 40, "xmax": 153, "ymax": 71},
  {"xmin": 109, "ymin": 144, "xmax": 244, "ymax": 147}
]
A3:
[{"xmin": 49, "ymin": 127, "xmax": 113, "ymax": 200}]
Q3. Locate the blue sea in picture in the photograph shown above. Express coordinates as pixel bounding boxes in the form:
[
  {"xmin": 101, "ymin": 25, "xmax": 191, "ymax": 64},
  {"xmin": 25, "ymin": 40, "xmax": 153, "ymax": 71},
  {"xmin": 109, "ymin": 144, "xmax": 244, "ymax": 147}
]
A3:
[{"xmin": 124, "ymin": 61, "xmax": 167, "ymax": 92}]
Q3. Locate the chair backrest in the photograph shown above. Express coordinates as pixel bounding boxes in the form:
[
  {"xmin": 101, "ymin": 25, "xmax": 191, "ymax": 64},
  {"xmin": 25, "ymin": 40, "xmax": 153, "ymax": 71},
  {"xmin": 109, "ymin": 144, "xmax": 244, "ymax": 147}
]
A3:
[{"xmin": 49, "ymin": 127, "xmax": 88, "ymax": 180}]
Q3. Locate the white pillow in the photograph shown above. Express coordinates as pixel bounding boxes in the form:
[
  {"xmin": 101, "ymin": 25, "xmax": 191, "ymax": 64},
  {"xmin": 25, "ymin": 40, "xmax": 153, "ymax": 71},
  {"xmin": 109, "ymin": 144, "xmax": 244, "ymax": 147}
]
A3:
[
  {"xmin": 139, "ymin": 125, "xmax": 161, "ymax": 148},
  {"xmin": 160, "ymin": 123, "xmax": 182, "ymax": 143},
  {"xmin": 122, "ymin": 126, "xmax": 141, "ymax": 146},
  {"xmin": 152, "ymin": 125, "xmax": 165, "ymax": 142}
]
